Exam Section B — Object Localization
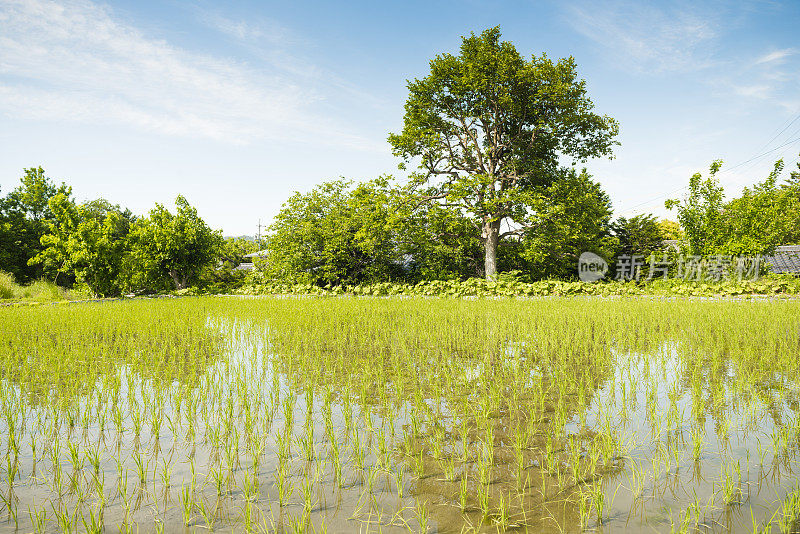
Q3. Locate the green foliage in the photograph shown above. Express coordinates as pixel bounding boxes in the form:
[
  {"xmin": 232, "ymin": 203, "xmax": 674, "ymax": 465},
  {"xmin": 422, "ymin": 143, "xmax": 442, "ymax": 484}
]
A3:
[
  {"xmin": 665, "ymin": 160, "xmax": 725, "ymax": 256},
  {"xmin": 3, "ymin": 167, "xmax": 71, "ymax": 222},
  {"xmin": 129, "ymin": 196, "xmax": 223, "ymax": 290},
  {"xmin": 0, "ymin": 167, "xmax": 72, "ymax": 283},
  {"xmin": 519, "ymin": 168, "xmax": 616, "ymax": 279},
  {"xmin": 398, "ymin": 201, "xmax": 483, "ymax": 280},
  {"xmin": 0, "ymin": 270, "xmax": 86, "ymax": 302},
  {"xmin": 667, "ymin": 156, "xmax": 800, "ymax": 257},
  {"xmin": 22, "ymin": 279, "xmax": 70, "ymax": 301},
  {"xmin": 658, "ymin": 219, "xmax": 683, "ymax": 241},
  {"xmin": 202, "ymin": 237, "xmax": 261, "ymax": 291},
  {"xmin": 607, "ymin": 214, "xmax": 670, "ymax": 280},
  {"xmin": 264, "ymin": 177, "xmax": 497, "ymax": 286},
  {"xmin": 237, "ymin": 274, "xmax": 800, "ymax": 299},
  {"xmin": 612, "ymin": 214, "xmax": 665, "ymax": 257},
  {"xmin": 3, "ymin": 169, "xmax": 228, "ymax": 296},
  {"xmin": 30, "ymin": 195, "xmax": 132, "ymax": 297},
  {"xmin": 264, "ymin": 178, "xmax": 406, "ymax": 286},
  {"xmin": 389, "ymin": 27, "xmax": 619, "ymax": 278},
  {"xmin": 0, "ymin": 271, "xmax": 16, "ymax": 299},
  {"xmin": 719, "ymin": 158, "xmax": 800, "ymax": 254},
  {"xmin": 787, "ymin": 158, "xmax": 800, "ymax": 189},
  {"xmin": 218, "ymin": 237, "xmax": 260, "ymax": 267}
]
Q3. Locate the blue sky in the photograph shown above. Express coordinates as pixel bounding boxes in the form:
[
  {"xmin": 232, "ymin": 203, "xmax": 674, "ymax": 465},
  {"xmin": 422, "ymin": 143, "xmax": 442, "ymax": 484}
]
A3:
[{"xmin": 1, "ymin": 0, "xmax": 799, "ymax": 236}]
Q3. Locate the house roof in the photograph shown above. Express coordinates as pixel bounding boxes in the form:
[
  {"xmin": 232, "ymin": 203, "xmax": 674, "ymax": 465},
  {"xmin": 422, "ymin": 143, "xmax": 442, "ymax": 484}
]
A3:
[{"xmin": 765, "ymin": 245, "xmax": 800, "ymax": 274}]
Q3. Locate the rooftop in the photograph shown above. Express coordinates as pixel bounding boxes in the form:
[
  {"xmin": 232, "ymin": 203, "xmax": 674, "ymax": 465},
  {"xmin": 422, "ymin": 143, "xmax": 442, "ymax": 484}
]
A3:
[{"xmin": 765, "ymin": 245, "xmax": 800, "ymax": 274}]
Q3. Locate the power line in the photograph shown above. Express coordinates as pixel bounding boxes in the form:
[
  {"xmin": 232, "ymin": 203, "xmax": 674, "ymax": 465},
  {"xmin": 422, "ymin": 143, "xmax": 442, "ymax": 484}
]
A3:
[
  {"xmin": 755, "ymin": 113, "xmax": 800, "ymax": 155},
  {"xmin": 617, "ymin": 134, "xmax": 800, "ymax": 216},
  {"xmin": 721, "ymin": 133, "xmax": 800, "ymax": 174}
]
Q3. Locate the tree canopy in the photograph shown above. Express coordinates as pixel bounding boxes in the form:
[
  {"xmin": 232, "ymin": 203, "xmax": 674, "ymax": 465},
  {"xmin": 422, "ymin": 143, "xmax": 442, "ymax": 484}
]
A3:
[
  {"xmin": 0, "ymin": 167, "xmax": 71, "ymax": 282},
  {"xmin": 519, "ymin": 168, "xmax": 616, "ymax": 279},
  {"xmin": 667, "ymin": 157, "xmax": 800, "ymax": 256},
  {"xmin": 129, "ymin": 196, "xmax": 223, "ymax": 290},
  {"xmin": 611, "ymin": 214, "xmax": 666, "ymax": 258},
  {"xmin": 264, "ymin": 178, "xmax": 405, "ymax": 286},
  {"xmin": 263, "ymin": 178, "xmax": 488, "ymax": 286},
  {"xmin": 389, "ymin": 27, "xmax": 619, "ymax": 278},
  {"xmin": 30, "ymin": 195, "xmax": 132, "ymax": 296}
]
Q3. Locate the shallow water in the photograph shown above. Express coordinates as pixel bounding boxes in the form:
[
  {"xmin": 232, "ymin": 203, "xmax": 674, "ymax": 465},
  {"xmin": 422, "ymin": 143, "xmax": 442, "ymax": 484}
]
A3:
[{"xmin": 0, "ymin": 297, "xmax": 799, "ymax": 533}]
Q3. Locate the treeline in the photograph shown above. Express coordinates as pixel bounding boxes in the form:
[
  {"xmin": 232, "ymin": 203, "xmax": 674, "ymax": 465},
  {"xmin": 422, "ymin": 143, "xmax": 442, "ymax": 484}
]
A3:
[
  {"xmin": 0, "ymin": 164, "xmax": 661, "ymax": 294},
  {"xmin": 261, "ymin": 172, "xmax": 662, "ymax": 285},
  {"xmin": 0, "ymin": 167, "xmax": 257, "ymax": 297},
  {"xmin": 1, "ymin": 156, "xmax": 797, "ymax": 298},
  {"xmin": 257, "ymin": 157, "xmax": 800, "ymax": 287}
]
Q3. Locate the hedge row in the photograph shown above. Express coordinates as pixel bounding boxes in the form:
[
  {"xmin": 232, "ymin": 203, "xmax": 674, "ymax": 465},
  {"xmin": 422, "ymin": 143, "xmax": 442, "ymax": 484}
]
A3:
[{"xmin": 233, "ymin": 275, "xmax": 800, "ymax": 298}]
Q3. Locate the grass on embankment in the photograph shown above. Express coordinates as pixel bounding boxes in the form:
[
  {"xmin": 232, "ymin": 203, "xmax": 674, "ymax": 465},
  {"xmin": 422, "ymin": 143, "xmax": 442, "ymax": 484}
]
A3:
[{"xmin": 0, "ymin": 271, "xmax": 88, "ymax": 304}]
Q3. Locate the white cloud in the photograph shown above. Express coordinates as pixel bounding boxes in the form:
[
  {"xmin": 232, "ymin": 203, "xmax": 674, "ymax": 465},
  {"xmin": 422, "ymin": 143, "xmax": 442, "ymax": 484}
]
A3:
[
  {"xmin": 564, "ymin": 1, "xmax": 719, "ymax": 73},
  {"xmin": 733, "ymin": 84, "xmax": 772, "ymax": 99},
  {"xmin": 195, "ymin": 8, "xmax": 390, "ymax": 112},
  {"xmin": 563, "ymin": 2, "xmax": 799, "ymax": 113},
  {"xmin": 725, "ymin": 48, "xmax": 800, "ymax": 110},
  {"xmin": 754, "ymin": 48, "xmax": 796, "ymax": 65},
  {"xmin": 200, "ymin": 12, "xmax": 297, "ymax": 47},
  {"xmin": 0, "ymin": 0, "xmax": 380, "ymax": 149},
  {"xmin": 777, "ymin": 99, "xmax": 800, "ymax": 114}
]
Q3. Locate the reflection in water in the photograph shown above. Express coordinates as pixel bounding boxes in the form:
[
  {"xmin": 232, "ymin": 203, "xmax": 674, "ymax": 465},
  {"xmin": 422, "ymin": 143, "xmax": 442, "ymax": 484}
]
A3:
[{"xmin": 0, "ymin": 297, "xmax": 798, "ymax": 533}]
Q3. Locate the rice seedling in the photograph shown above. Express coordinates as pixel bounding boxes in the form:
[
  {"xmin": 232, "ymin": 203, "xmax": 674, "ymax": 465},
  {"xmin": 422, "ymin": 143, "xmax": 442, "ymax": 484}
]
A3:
[
  {"xmin": 131, "ymin": 450, "xmax": 147, "ymax": 486},
  {"xmin": 28, "ymin": 505, "xmax": 47, "ymax": 534},
  {"xmin": 196, "ymin": 496, "xmax": 217, "ymax": 529},
  {"xmin": 275, "ymin": 464, "xmax": 293, "ymax": 508},
  {"xmin": 241, "ymin": 470, "xmax": 258, "ymax": 502},
  {"xmin": 52, "ymin": 501, "xmax": 74, "ymax": 533},
  {"xmin": 179, "ymin": 482, "xmax": 194, "ymax": 526},
  {"xmin": 80, "ymin": 501, "xmax": 104, "ymax": 534},
  {"xmin": 0, "ymin": 296, "xmax": 799, "ymax": 532},
  {"xmin": 415, "ymin": 499, "xmax": 429, "ymax": 533}
]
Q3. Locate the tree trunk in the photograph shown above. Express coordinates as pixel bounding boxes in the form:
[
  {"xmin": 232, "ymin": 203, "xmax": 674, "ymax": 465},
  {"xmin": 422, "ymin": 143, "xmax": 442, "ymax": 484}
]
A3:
[
  {"xmin": 168, "ymin": 269, "xmax": 185, "ymax": 290},
  {"xmin": 483, "ymin": 218, "xmax": 501, "ymax": 280}
]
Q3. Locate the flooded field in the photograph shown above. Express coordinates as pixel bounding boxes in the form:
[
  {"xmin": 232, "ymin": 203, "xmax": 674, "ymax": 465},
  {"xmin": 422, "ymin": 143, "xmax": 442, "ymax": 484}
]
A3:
[{"xmin": 0, "ymin": 296, "xmax": 799, "ymax": 533}]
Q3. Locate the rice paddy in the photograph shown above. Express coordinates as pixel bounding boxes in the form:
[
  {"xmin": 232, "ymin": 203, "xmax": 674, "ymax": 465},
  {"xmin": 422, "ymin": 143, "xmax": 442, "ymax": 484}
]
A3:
[{"xmin": 1, "ymin": 296, "xmax": 799, "ymax": 533}]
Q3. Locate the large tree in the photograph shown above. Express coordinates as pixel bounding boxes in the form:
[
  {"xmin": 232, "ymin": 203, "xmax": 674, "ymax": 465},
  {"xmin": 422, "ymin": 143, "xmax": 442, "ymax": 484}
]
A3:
[
  {"xmin": 265, "ymin": 178, "xmax": 407, "ymax": 286},
  {"xmin": 0, "ymin": 167, "xmax": 71, "ymax": 282},
  {"xmin": 30, "ymin": 195, "xmax": 133, "ymax": 296},
  {"xmin": 388, "ymin": 27, "xmax": 619, "ymax": 278},
  {"xmin": 129, "ymin": 196, "xmax": 223, "ymax": 290}
]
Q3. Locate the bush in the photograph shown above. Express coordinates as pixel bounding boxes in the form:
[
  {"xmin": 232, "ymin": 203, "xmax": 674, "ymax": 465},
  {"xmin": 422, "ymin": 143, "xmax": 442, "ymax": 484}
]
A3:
[
  {"xmin": 234, "ymin": 274, "xmax": 800, "ymax": 299},
  {"xmin": 0, "ymin": 271, "xmax": 17, "ymax": 299},
  {"xmin": 20, "ymin": 280, "xmax": 66, "ymax": 301},
  {"xmin": 0, "ymin": 271, "xmax": 74, "ymax": 302}
]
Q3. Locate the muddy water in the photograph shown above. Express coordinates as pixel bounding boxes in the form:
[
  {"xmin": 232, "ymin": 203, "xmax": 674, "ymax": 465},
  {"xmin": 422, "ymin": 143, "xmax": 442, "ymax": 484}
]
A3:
[
  {"xmin": 584, "ymin": 348, "xmax": 800, "ymax": 533},
  {"xmin": 1, "ymin": 331, "xmax": 799, "ymax": 532}
]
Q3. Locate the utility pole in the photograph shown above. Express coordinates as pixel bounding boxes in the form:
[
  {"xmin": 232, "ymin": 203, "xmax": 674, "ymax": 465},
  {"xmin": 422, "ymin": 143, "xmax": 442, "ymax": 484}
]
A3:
[{"xmin": 257, "ymin": 219, "xmax": 264, "ymax": 247}]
